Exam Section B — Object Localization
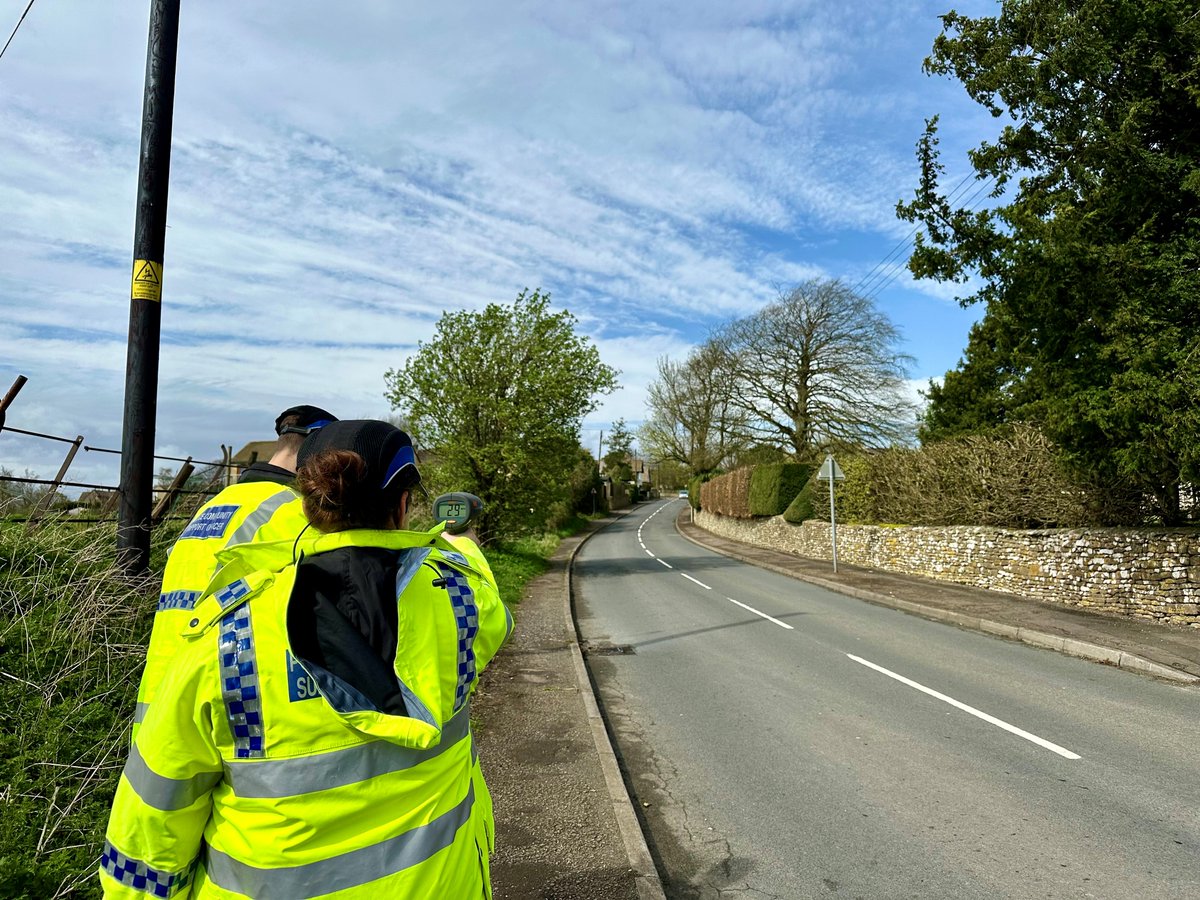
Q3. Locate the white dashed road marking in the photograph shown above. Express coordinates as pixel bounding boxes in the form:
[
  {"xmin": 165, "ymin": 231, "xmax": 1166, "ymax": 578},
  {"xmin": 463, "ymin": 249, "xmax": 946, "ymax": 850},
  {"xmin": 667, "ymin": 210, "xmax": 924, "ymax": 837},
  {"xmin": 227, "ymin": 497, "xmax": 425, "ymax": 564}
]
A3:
[
  {"xmin": 726, "ymin": 597, "xmax": 794, "ymax": 630},
  {"xmin": 846, "ymin": 654, "xmax": 1081, "ymax": 760}
]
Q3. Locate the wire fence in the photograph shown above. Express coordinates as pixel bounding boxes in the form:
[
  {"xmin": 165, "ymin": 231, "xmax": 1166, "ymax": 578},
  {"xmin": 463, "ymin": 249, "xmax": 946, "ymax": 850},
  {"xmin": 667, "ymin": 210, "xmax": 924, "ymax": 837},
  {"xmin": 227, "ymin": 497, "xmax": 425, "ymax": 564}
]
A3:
[{"xmin": 0, "ymin": 374, "xmax": 258, "ymax": 528}]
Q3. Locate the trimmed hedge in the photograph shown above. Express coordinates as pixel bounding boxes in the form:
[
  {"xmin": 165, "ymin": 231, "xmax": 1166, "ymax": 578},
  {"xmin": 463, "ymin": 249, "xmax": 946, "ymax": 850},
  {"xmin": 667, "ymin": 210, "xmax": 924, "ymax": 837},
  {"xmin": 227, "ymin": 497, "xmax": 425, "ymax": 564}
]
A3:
[
  {"xmin": 699, "ymin": 467, "xmax": 754, "ymax": 518},
  {"xmin": 783, "ymin": 480, "xmax": 816, "ymax": 523},
  {"xmin": 806, "ymin": 453, "xmax": 873, "ymax": 524},
  {"xmin": 696, "ymin": 426, "xmax": 1155, "ymax": 529},
  {"xmin": 749, "ymin": 464, "xmax": 812, "ymax": 517},
  {"xmin": 803, "ymin": 425, "xmax": 1143, "ymax": 527},
  {"xmin": 687, "ymin": 472, "xmax": 720, "ymax": 510}
]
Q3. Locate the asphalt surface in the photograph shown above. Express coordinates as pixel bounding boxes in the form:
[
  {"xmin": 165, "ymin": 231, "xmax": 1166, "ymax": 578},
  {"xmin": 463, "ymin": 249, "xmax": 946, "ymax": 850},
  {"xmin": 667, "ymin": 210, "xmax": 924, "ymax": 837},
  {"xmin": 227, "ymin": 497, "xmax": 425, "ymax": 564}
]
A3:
[
  {"xmin": 577, "ymin": 501, "xmax": 1200, "ymax": 899},
  {"xmin": 474, "ymin": 502, "xmax": 1199, "ymax": 899}
]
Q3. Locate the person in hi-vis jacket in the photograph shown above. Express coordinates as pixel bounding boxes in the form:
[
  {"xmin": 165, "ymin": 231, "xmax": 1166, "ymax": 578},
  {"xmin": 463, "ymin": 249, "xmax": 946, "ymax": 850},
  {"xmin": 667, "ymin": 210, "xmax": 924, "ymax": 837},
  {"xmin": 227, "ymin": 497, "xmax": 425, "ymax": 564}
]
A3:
[{"xmin": 103, "ymin": 419, "xmax": 512, "ymax": 899}]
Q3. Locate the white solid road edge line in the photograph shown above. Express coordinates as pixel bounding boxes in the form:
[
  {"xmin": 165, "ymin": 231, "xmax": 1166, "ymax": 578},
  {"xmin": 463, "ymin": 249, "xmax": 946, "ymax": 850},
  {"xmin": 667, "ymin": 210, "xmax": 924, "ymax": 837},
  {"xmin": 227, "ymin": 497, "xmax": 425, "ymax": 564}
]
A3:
[
  {"xmin": 681, "ymin": 573, "xmax": 711, "ymax": 589},
  {"xmin": 846, "ymin": 653, "xmax": 1081, "ymax": 761},
  {"xmin": 727, "ymin": 597, "xmax": 794, "ymax": 630}
]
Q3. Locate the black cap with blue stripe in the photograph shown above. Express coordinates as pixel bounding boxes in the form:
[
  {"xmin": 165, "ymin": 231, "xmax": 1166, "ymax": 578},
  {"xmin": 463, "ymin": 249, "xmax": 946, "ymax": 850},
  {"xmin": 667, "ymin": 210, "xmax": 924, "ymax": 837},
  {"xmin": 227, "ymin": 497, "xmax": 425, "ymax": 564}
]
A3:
[
  {"xmin": 295, "ymin": 419, "xmax": 421, "ymax": 493},
  {"xmin": 275, "ymin": 405, "xmax": 338, "ymax": 436}
]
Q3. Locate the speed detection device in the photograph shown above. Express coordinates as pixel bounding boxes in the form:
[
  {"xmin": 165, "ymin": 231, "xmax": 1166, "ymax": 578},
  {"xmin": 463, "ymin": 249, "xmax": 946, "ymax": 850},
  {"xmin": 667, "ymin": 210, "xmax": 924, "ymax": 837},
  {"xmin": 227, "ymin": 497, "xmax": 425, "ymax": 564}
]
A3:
[{"xmin": 432, "ymin": 492, "xmax": 484, "ymax": 534}]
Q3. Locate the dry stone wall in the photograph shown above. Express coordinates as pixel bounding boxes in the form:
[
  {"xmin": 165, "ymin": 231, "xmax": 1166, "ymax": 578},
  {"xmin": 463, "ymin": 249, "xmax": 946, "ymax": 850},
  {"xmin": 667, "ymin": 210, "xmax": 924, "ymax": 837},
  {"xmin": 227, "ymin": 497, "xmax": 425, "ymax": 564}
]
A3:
[{"xmin": 695, "ymin": 511, "xmax": 1200, "ymax": 627}]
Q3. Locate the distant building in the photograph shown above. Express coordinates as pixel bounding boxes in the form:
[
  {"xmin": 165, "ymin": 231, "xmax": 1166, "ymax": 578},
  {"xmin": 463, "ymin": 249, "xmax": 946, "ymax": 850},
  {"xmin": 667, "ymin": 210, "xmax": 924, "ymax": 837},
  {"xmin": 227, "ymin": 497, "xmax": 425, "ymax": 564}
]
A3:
[
  {"xmin": 77, "ymin": 489, "xmax": 118, "ymax": 509},
  {"xmin": 231, "ymin": 440, "xmax": 276, "ymax": 480}
]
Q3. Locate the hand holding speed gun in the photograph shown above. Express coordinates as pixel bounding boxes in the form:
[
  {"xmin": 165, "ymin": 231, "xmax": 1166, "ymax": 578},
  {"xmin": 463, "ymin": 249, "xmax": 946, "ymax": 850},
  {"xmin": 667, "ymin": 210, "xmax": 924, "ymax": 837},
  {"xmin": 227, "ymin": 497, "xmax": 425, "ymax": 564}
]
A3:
[{"xmin": 432, "ymin": 492, "xmax": 484, "ymax": 535}]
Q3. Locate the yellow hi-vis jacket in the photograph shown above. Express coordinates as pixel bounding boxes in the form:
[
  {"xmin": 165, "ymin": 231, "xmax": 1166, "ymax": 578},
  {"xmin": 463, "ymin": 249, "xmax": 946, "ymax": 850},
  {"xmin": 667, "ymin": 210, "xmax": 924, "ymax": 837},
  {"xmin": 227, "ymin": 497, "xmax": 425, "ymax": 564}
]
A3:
[
  {"xmin": 102, "ymin": 525, "xmax": 512, "ymax": 899},
  {"xmin": 134, "ymin": 481, "xmax": 307, "ymax": 741}
]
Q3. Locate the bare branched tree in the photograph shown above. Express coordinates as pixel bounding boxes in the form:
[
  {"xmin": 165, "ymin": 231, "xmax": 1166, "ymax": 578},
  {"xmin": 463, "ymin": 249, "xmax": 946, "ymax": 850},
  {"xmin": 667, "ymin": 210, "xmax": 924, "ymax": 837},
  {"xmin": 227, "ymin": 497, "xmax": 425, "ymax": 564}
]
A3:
[
  {"xmin": 713, "ymin": 279, "xmax": 916, "ymax": 460},
  {"xmin": 640, "ymin": 343, "xmax": 749, "ymax": 475}
]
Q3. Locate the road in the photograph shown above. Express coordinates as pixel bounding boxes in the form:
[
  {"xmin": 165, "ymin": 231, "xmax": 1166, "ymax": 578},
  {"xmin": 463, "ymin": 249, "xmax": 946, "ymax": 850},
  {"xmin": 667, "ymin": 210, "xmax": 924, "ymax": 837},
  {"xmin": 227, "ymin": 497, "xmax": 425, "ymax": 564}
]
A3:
[{"xmin": 575, "ymin": 500, "xmax": 1200, "ymax": 900}]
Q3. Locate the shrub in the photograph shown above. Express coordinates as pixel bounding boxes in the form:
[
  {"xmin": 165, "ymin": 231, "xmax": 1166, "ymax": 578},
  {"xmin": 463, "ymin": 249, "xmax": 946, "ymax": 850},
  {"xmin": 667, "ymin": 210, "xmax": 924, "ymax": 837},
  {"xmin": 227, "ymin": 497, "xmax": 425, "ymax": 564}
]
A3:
[
  {"xmin": 748, "ymin": 464, "xmax": 812, "ymax": 517},
  {"xmin": 808, "ymin": 453, "xmax": 875, "ymax": 524},
  {"xmin": 782, "ymin": 480, "xmax": 816, "ymax": 523},
  {"xmin": 688, "ymin": 471, "xmax": 721, "ymax": 511},
  {"xmin": 804, "ymin": 425, "xmax": 1133, "ymax": 527},
  {"xmin": 699, "ymin": 467, "xmax": 753, "ymax": 518}
]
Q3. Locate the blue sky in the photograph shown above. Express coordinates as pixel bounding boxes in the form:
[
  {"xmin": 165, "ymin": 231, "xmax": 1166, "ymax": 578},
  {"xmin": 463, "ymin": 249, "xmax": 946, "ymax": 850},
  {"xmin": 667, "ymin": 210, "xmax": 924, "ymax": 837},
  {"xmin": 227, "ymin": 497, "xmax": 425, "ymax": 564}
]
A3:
[{"xmin": 1, "ymin": 1, "xmax": 998, "ymax": 489}]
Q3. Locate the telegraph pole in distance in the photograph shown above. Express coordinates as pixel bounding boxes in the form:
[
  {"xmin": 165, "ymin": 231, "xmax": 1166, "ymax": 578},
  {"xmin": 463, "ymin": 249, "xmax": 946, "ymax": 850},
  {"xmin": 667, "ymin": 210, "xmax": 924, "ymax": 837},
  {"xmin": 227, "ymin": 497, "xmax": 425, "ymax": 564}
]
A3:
[{"xmin": 118, "ymin": 0, "xmax": 181, "ymax": 573}]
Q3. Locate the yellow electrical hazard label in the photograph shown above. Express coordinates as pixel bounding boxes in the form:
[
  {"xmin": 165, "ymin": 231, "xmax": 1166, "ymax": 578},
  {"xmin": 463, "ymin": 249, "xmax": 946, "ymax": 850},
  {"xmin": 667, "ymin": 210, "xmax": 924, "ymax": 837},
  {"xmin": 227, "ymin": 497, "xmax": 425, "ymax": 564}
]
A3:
[{"xmin": 131, "ymin": 259, "xmax": 163, "ymax": 301}]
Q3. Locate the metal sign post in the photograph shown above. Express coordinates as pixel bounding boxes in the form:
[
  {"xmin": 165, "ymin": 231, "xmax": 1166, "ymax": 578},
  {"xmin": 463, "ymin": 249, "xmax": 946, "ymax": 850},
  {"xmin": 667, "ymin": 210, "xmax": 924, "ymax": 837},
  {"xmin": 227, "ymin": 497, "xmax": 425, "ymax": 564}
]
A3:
[{"xmin": 817, "ymin": 454, "xmax": 845, "ymax": 573}]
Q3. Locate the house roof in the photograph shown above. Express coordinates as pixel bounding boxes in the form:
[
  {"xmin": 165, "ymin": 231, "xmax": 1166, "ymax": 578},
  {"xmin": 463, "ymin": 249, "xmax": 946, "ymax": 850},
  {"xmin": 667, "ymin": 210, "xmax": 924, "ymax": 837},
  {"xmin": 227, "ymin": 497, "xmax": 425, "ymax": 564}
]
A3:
[{"xmin": 232, "ymin": 440, "xmax": 276, "ymax": 465}]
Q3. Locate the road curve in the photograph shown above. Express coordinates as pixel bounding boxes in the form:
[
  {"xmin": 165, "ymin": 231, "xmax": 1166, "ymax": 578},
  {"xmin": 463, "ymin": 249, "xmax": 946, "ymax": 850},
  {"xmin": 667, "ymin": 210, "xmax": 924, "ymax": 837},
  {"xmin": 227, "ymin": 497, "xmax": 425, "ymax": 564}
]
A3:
[{"xmin": 576, "ymin": 500, "xmax": 1200, "ymax": 900}]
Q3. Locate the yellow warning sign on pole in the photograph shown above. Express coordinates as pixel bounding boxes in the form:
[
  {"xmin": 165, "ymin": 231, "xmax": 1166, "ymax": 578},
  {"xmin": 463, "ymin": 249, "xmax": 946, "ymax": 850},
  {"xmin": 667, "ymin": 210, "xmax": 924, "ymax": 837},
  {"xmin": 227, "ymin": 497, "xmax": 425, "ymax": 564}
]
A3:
[{"xmin": 131, "ymin": 259, "xmax": 163, "ymax": 302}]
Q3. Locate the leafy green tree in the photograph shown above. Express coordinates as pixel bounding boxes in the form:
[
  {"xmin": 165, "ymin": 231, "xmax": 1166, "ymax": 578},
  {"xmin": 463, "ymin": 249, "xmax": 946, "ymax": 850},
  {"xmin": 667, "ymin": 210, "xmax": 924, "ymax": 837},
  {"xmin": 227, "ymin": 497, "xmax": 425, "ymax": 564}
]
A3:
[
  {"xmin": 650, "ymin": 458, "xmax": 689, "ymax": 490},
  {"xmin": 899, "ymin": 0, "xmax": 1200, "ymax": 523},
  {"xmin": 384, "ymin": 289, "xmax": 618, "ymax": 538},
  {"xmin": 567, "ymin": 446, "xmax": 607, "ymax": 516},
  {"xmin": 918, "ymin": 310, "xmax": 1027, "ymax": 442}
]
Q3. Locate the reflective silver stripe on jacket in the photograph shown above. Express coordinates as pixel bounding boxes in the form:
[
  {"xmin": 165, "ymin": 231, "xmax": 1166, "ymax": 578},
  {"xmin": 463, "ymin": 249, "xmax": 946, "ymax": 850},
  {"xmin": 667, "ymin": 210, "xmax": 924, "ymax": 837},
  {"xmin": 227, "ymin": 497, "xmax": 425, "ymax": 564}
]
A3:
[
  {"xmin": 224, "ymin": 489, "xmax": 297, "ymax": 548},
  {"xmin": 223, "ymin": 704, "xmax": 472, "ymax": 799},
  {"xmin": 393, "ymin": 546, "xmax": 432, "ymax": 596},
  {"xmin": 122, "ymin": 743, "xmax": 222, "ymax": 811},
  {"xmin": 133, "ymin": 702, "xmax": 150, "ymax": 725},
  {"xmin": 203, "ymin": 781, "xmax": 475, "ymax": 899}
]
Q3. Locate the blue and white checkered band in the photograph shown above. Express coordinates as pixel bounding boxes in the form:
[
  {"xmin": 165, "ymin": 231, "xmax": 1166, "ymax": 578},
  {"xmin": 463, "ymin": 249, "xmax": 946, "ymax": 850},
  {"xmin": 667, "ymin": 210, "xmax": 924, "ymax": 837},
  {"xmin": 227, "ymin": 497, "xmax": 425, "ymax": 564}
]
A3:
[
  {"xmin": 219, "ymin": 606, "xmax": 264, "ymax": 759},
  {"xmin": 100, "ymin": 840, "xmax": 193, "ymax": 897},
  {"xmin": 157, "ymin": 590, "xmax": 201, "ymax": 612},
  {"xmin": 214, "ymin": 577, "xmax": 251, "ymax": 610},
  {"xmin": 179, "ymin": 504, "xmax": 239, "ymax": 540},
  {"xmin": 437, "ymin": 562, "xmax": 479, "ymax": 712}
]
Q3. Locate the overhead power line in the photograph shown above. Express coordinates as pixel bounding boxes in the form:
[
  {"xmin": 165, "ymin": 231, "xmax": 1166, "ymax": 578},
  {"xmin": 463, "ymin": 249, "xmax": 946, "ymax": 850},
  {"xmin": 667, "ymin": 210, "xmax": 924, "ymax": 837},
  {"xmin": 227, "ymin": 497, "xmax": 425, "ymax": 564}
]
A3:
[
  {"xmin": 849, "ymin": 172, "xmax": 978, "ymax": 298},
  {"xmin": 0, "ymin": 0, "xmax": 37, "ymax": 61},
  {"xmin": 860, "ymin": 175, "xmax": 998, "ymax": 300},
  {"xmin": 854, "ymin": 173, "xmax": 1000, "ymax": 303}
]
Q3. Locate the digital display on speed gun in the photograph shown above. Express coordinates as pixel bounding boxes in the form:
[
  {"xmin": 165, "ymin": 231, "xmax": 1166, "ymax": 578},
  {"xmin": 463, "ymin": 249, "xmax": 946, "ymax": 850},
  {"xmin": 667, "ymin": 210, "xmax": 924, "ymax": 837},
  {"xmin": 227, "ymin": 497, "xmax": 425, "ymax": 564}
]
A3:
[{"xmin": 432, "ymin": 492, "xmax": 483, "ymax": 534}]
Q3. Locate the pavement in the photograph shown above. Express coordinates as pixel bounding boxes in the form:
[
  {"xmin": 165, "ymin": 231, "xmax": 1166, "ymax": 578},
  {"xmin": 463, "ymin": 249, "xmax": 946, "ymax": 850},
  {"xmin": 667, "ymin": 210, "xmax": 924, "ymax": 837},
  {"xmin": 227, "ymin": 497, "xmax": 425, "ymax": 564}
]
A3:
[
  {"xmin": 473, "ymin": 514, "xmax": 664, "ymax": 900},
  {"xmin": 473, "ymin": 503, "xmax": 1200, "ymax": 899}
]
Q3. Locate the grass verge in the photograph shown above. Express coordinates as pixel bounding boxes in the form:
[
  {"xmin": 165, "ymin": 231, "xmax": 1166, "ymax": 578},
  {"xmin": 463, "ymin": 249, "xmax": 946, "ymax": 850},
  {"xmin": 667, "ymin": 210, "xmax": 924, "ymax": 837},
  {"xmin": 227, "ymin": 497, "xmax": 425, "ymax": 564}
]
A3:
[
  {"xmin": 485, "ymin": 513, "xmax": 596, "ymax": 610},
  {"xmin": 0, "ymin": 520, "xmax": 173, "ymax": 900}
]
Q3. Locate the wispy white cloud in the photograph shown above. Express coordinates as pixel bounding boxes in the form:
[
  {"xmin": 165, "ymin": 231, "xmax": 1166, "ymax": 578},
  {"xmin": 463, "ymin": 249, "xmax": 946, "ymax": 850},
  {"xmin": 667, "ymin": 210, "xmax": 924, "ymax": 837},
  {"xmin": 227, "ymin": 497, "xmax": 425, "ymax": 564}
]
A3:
[{"xmin": 2, "ymin": 0, "xmax": 999, "ymax": 488}]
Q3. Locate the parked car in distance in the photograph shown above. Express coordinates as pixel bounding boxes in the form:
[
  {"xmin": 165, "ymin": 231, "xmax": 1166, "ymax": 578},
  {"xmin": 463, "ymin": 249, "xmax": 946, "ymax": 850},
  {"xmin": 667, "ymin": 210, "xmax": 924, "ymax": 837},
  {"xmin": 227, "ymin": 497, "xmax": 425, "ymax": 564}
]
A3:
[{"xmin": 678, "ymin": 489, "xmax": 688, "ymax": 499}]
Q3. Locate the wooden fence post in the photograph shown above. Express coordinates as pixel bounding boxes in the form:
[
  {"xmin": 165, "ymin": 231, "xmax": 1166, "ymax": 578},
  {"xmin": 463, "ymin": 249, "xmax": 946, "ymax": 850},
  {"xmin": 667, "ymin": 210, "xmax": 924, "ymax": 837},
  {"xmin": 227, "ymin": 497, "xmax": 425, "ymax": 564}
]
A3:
[
  {"xmin": 0, "ymin": 374, "xmax": 28, "ymax": 430},
  {"xmin": 151, "ymin": 458, "xmax": 194, "ymax": 527},
  {"xmin": 26, "ymin": 435, "xmax": 84, "ymax": 525}
]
